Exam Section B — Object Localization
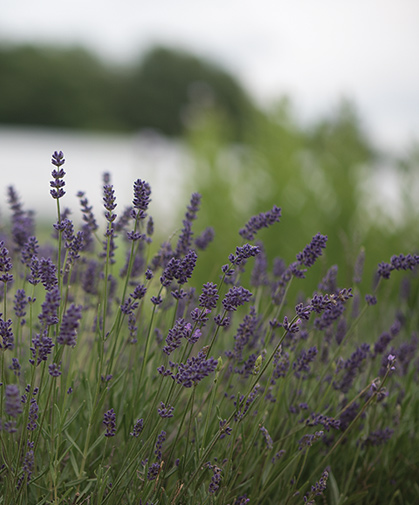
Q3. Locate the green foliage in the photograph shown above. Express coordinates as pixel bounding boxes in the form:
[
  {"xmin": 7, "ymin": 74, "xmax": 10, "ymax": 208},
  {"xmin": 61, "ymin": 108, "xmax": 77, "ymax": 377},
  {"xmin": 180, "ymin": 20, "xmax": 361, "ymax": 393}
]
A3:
[{"xmin": 0, "ymin": 43, "xmax": 255, "ymax": 139}]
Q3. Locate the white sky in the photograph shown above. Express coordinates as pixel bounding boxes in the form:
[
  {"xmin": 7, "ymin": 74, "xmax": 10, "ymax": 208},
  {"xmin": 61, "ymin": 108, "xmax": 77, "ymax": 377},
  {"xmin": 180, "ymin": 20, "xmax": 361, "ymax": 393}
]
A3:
[{"xmin": 1, "ymin": 0, "xmax": 419, "ymax": 151}]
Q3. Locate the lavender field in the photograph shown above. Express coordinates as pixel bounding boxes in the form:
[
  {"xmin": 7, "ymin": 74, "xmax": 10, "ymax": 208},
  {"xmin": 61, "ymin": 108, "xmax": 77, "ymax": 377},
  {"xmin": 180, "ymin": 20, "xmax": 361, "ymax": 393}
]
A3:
[{"xmin": 0, "ymin": 149, "xmax": 418, "ymax": 504}]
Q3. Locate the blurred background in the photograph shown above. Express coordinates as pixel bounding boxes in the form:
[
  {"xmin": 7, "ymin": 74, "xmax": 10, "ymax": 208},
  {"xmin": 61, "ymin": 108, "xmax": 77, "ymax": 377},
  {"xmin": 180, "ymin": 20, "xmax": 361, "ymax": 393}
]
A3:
[{"xmin": 1, "ymin": 0, "xmax": 418, "ymax": 290}]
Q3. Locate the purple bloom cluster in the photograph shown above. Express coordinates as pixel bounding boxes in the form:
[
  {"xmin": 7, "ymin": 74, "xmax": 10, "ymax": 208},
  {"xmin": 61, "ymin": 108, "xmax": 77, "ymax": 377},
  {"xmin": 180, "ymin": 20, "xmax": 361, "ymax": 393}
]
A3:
[
  {"xmin": 27, "ymin": 400, "xmax": 39, "ymax": 431},
  {"xmin": 222, "ymin": 286, "xmax": 253, "ymax": 312},
  {"xmin": 333, "ymin": 343, "xmax": 370, "ymax": 393},
  {"xmin": 304, "ymin": 413, "xmax": 340, "ymax": 432},
  {"xmin": 378, "ymin": 253, "xmax": 419, "ymax": 279},
  {"xmin": 228, "ymin": 244, "xmax": 261, "ymax": 266},
  {"xmin": 154, "ymin": 430, "xmax": 166, "ymax": 460},
  {"xmin": 0, "ymin": 241, "xmax": 13, "ymax": 285},
  {"xmin": 362, "ymin": 427, "xmax": 394, "ymax": 447},
  {"xmin": 147, "ymin": 462, "xmax": 160, "ymax": 481},
  {"xmin": 130, "ymin": 418, "xmax": 144, "ymax": 437},
  {"xmin": 232, "ymin": 306, "xmax": 261, "ymax": 361},
  {"xmin": 296, "ymin": 233, "xmax": 328, "ymax": 268},
  {"xmin": 298, "ymin": 430, "xmax": 324, "ymax": 452},
  {"xmin": 260, "ymin": 425, "xmax": 274, "ymax": 450},
  {"xmin": 5, "ymin": 384, "xmax": 23, "ymax": 418},
  {"xmin": 103, "ymin": 408, "xmax": 116, "ymax": 437},
  {"xmin": 57, "ymin": 304, "xmax": 82, "ymax": 347},
  {"xmin": 21, "ymin": 236, "xmax": 38, "ymax": 267},
  {"xmin": 175, "ymin": 192, "xmax": 201, "ymax": 257},
  {"xmin": 132, "ymin": 179, "xmax": 151, "ymax": 219},
  {"xmin": 239, "ymin": 205, "xmax": 281, "ymax": 241},
  {"xmin": 205, "ymin": 463, "xmax": 222, "ymax": 494},
  {"xmin": 48, "ymin": 362, "xmax": 62, "ymax": 377},
  {"xmin": 77, "ymin": 191, "xmax": 99, "ymax": 233},
  {"xmin": 50, "ymin": 151, "xmax": 66, "ymax": 199},
  {"xmin": 9, "ymin": 357, "xmax": 21, "ymax": 376},
  {"xmin": 30, "ymin": 331, "xmax": 54, "ymax": 366},
  {"xmin": 234, "ymin": 385, "xmax": 260, "ymax": 421},
  {"xmin": 7, "ymin": 186, "xmax": 35, "ymax": 251},
  {"xmin": 0, "ymin": 316, "xmax": 14, "ymax": 351},
  {"xmin": 160, "ymin": 249, "xmax": 198, "ymax": 287},
  {"xmin": 304, "ymin": 469, "xmax": 329, "ymax": 504},
  {"xmin": 272, "ymin": 349, "xmax": 290, "ymax": 380},
  {"xmin": 38, "ymin": 287, "xmax": 60, "ymax": 328},
  {"xmin": 14, "ymin": 289, "xmax": 28, "ymax": 324},
  {"xmin": 157, "ymin": 402, "xmax": 174, "ymax": 418},
  {"xmin": 219, "ymin": 419, "xmax": 232, "ymax": 439},
  {"xmin": 162, "ymin": 318, "xmax": 193, "ymax": 355},
  {"xmin": 293, "ymin": 347, "xmax": 318, "ymax": 379},
  {"xmin": 103, "ymin": 184, "xmax": 117, "ymax": 223},
  {"xmin": 195, "ymin": 226, "xmax": 215, "ymax": 250},
  {"xmin": 16, "ymin": 441, "xmax": 35, "ymax": 489},
  {"xmin": 171, "ymin": 349, "xmax": 218, "ymax": 388},
  {"xmin": 199, "ymin": 282, "xmax": 219, "ymax": 310},
  {"xmin": 38, "ymin": 257, "xmax": 58, "ymax": 291}
]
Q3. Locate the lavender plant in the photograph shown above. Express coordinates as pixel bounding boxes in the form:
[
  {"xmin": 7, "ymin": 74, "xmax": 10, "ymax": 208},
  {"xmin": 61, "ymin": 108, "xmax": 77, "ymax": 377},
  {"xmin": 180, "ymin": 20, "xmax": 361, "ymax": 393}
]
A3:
[{"xmin": 0, "ymin": 151, "xmax": 418, "ymax": 505}]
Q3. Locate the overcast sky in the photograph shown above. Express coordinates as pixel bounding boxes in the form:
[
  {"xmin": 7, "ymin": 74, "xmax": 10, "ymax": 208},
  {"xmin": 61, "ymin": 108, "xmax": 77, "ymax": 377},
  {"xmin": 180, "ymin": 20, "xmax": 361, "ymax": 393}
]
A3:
[{"xmin": 1, "ymin": 0, "xmax": 419, "ymax": 151}]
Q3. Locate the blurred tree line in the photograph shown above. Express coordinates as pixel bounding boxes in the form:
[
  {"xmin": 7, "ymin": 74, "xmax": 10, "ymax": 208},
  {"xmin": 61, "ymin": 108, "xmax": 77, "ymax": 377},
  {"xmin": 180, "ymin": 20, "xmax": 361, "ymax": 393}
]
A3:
[
  {"xmin": 0, "ymin": 44, "xmax": 254, "ymax": 139},
  {"xmin": 1, "ymin": 42, "xmax": 417, "ymax": 299}
]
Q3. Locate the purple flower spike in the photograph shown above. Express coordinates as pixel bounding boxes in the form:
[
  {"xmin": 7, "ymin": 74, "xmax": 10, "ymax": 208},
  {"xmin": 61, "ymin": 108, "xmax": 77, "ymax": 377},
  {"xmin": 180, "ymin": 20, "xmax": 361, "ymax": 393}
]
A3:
[
  {"xmin": 158, "ymin": 402, "xmax": 174, "ymax": 418},
  {"xmin": 174, "ymin": 349, "xmax": 218, "ymax": 388},
  {"xmin": 175, "ymin": 193, "xmax": 201, "ymax": 257},
  {"xmin": 103, "ymin": 185, "xmax": 117, "ymax": 223},
  {"xmin": 199, "ymin": 282, "xmax": 219, "ymax": 310},
  {"xmin": 57, "ymin": 304, "xmax": 83, "ymax": 347},
  {"xmin": 103, "ymin": 408, "xmax": 116, "ymax": 437},
  {"xmin": 5, "ymin": 384, "xmax": 23, "ymax": 418},
  {"xmin": 133, "ymin": 179, "xmax": 151, "ymax": 219},
  {"xmin": 130, "ymin": 418, "xmax": 144, "ymax": 437},
  {"xmin": 239, "ymin": 205, "xmax": 281, "ymax": 241},
  {"xmin": 50, "ymin": 151, "xmax": 66, "ymax": 199},
  {"xmin": 222, "ymin": 286, "xmax": 253, "ymax": 312},
  {"xmin": 0, "ymin": 241, "xmax": 13, "ymax": 284},
  {"xmin": 51, "ymin": 150, "xmax": 65, "ymax": 167},
  {"xmin": 296, "ymin": 233, "xmax": 328, "ymax": 268},
  {"xmin": 0, "ymin": 316, "xmax": 14, "ymax": 350}
]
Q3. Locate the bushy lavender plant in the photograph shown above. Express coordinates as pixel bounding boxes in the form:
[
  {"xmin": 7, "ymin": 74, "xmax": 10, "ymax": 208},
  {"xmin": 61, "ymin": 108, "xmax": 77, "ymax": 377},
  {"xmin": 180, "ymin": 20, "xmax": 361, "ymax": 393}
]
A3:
[{"xmin": 0, "ymin": 151, "xmax": 418, "ymax": 505}]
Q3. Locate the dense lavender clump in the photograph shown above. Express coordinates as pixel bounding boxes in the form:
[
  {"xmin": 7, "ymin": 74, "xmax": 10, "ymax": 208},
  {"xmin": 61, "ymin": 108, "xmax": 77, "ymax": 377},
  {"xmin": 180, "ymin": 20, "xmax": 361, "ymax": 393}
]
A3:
[{"xmin": 0, "ymin": 150, "xmax": 418, "ymax": 504}]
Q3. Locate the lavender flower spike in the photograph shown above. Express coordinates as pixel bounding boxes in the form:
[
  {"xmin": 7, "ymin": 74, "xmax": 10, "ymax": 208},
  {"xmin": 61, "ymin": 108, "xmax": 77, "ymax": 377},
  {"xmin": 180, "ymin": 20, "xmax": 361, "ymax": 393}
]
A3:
[
  {"xmin": 57, "ymin": 304, "xmax": 83, "ymax": 347},
  {"xmin": 222, "ymin": 286, "xmax": 253, "ymax": 312},
  {"xmin": 0, "ymin": 241, "xmax": 13, "ymax": 284},
  {"xmin": 103, "ymin": 408, "xmax": 116, "ymax": 437},
  {"xmin": 239, "ymin": 205, "xmax": 281, "ymax": 241},
  {"xmin": 50, "ymin": 151, "xmax": 66, "ymax": 199},
  {"xmin": 296, "ymin": 233, "xmax": 328, "ymax": 268},
  {"xmin": 5, "ymin": 384, "xmax": 23, "ymax": 418},
  {"xmin": 132, "ymin": 179, "xmax": 151, "ymax": 219}
]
